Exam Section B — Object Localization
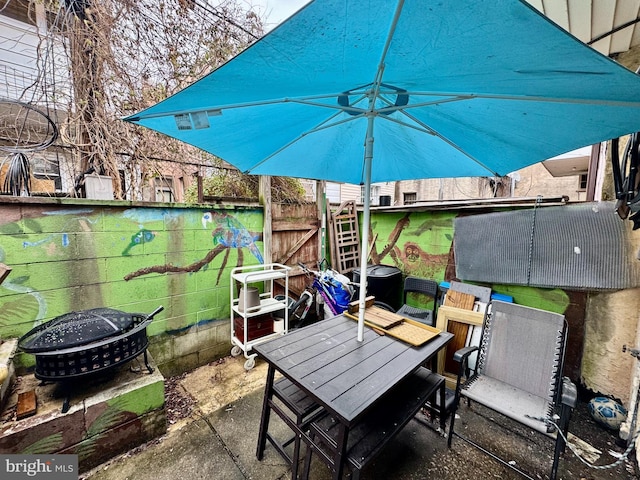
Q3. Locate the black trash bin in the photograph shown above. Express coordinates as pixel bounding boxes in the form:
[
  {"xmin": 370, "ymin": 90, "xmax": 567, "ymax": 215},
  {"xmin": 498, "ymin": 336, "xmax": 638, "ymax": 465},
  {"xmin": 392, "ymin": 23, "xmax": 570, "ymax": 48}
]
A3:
[{"xmin": 352, "ymin": 264, "xmax": 403, "ymax": 311}]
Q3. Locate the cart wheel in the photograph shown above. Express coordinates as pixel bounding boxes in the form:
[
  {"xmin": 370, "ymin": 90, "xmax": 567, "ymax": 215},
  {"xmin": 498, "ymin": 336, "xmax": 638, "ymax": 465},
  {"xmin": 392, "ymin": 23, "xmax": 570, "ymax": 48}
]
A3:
[
  {"xmin": 244, "ymin": 357, "xmax": 256, "ymax": 370},
  {"xmin": 231, "ymin": 345, "xmax": 242, "ymax": 357}
]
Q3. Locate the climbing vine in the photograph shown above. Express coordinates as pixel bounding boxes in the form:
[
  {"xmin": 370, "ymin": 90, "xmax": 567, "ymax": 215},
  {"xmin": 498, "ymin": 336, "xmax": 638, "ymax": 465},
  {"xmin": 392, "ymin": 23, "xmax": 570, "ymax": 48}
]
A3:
[{"xmin": 7, "ymin": 0, "xmax": 265, "ymax": 199}]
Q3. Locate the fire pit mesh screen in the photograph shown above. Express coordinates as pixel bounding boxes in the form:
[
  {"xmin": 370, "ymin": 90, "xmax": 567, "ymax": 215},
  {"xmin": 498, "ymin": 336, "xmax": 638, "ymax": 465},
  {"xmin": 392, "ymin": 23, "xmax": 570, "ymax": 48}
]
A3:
[
  {"xmin": 34, "ymin": 328, "xmax": 149, "ymax": 379},
  {"xmin": 19, "ymin": 308, "xmax": 145, "ymax": 353}
]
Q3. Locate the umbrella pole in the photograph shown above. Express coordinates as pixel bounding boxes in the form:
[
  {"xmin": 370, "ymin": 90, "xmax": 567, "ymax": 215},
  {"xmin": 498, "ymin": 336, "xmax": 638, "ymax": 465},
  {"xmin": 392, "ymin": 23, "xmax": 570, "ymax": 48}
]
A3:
[{"xmin": 357, "ymin": 116, "xmax": 374, "ymax": 341}]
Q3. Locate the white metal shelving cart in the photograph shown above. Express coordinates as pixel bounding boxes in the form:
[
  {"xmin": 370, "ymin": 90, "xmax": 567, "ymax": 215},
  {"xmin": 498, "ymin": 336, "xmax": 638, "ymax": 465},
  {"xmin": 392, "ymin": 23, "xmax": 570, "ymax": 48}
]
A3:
[{"xmin": 230, "ymin": 263, "xmax": 290, "ymax": 370}]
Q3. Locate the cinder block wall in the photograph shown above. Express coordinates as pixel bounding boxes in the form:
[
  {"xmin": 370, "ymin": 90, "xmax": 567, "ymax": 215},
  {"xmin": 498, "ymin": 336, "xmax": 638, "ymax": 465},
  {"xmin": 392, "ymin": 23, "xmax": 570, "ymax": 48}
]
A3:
[{"xmin": 0, "ymin": 199, "xmax": 264, "ymax": 376}]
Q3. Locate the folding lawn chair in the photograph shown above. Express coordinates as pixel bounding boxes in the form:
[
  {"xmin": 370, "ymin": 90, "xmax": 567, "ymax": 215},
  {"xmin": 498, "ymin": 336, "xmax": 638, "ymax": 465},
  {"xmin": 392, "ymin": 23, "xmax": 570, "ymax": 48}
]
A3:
[{"xmin": 447, "ymin": 301, "xmax": 577, "ymax": 480}]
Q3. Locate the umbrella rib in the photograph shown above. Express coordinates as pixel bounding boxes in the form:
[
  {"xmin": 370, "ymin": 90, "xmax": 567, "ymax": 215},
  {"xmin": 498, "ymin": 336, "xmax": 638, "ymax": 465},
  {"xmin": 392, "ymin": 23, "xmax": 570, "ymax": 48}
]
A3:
[
  {"xmin": 128, "ymin": 90, "xmax": 636, "ymax": 124},
  {"xmin": 406, "ymin": 91, "xmax": 640, "ymax": 108},
  {"xmin": 126, "ymin": 92, "xmax": 362, "ymax": 121},
  {"xmin": 245, "ymin": 113, "xmax": 362, "ymax": 172},
  {"xmin": 290, "ymin": 95, "xmax": 368, "ymax": 113},
  {"xmin": 308, "ymin": 91, "xmax": 640, "ymax": 109},
  {"xmin": 380, "ymin": 113, "xmax": 501, "ymax": 177},
  {"xmin": 373, "ymin": 0, "xmax": 404, "ymax": 89},
  {"xmin": 378, "ymin": 95, "xmax": 473, "ymax": 114}
]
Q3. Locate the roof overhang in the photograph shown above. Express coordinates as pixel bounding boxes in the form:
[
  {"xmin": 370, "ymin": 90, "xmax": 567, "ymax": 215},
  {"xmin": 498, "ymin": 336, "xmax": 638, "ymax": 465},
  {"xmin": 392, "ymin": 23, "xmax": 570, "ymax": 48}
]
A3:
[
  {"xmin": 542, "ymin": 146, "xmax": 592, "ymax": 177},
  {"xmin": 529, "ymin": 0, "xmax": 640, "ymax": 57}
]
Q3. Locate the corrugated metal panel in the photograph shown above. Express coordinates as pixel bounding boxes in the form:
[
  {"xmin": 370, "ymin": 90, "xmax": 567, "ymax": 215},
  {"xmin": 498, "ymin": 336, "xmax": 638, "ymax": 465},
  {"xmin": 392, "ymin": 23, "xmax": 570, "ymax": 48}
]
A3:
[{"xmin": 454, "ymin": 202, "xmax": 640, "ymax": 290}]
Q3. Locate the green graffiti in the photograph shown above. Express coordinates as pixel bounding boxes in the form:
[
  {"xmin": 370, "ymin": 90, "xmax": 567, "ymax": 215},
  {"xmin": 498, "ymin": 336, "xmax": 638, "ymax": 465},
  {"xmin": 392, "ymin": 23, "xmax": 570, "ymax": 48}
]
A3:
[
  {"xmin": 1, "ymin": 278, "xmax": 47, "ymax": 324},
  {"xmin": 105, "ymin": 381, "xmax": 165, "ymax": 416},
  {"xmin": 21, "ymin": 433, "xmax": 63, "ymax": 454},
  {"xmin": 122, "ymin": 229, "xmax": 157, "ymax": 255},
  {"xmin": 492, "ymin": 284, "xmax": 570, "ymax": 313},
  {"xmin": 77, "ymin": 403, "xmax": 128, "ymax": 462},
  {"xmin": 367, "ymin": 211, "xmax": 454, "ymax": 281}
]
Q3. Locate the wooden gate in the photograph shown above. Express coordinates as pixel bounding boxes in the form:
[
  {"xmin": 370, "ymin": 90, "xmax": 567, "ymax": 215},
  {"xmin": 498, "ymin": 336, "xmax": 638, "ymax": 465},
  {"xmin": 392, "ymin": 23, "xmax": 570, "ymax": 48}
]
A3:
[{"xmin": 271, "ymin": 202, "xmax": 322, "ymax": 297}]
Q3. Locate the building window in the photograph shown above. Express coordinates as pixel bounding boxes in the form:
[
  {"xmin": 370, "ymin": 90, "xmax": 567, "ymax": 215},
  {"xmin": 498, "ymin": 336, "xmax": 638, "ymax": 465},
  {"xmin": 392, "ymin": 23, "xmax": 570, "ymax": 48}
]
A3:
[
  {"xmin": 578, "ymin": 173, "xmax": 588, "ymax": 191},
  {"xmin": 154, "ymin": 177, "xmax": 174, "ymax": 202},
  {"xmin": 31, "ymin": 153, "xmax": 61, "ymax": 190},
  {"xmin": 403, "ymin": 192, "xmax": 417, "ymax": 205},
  {"xmin": 360, "ymin": 185, "xmax": 381, "ymax": 204}
]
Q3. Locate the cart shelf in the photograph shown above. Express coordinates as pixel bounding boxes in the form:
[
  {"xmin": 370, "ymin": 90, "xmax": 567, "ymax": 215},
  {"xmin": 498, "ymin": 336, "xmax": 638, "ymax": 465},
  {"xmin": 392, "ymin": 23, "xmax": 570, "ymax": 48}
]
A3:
[{"xmin": 230, "ymin": 263, "xmax": 290, "ymax": 370}]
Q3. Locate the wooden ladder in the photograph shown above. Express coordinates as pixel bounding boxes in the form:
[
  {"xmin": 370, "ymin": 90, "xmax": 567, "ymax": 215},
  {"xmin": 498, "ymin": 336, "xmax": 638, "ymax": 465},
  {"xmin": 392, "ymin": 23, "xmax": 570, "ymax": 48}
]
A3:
[{"xmin": 328, "ymin": 200, "xmax": 361, "ymax": 274}]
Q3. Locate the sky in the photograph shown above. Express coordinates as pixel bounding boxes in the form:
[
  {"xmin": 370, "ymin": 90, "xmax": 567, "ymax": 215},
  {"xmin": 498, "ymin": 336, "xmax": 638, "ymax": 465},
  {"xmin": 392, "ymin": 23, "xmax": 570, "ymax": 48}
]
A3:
[{"xmin": 246, "ymin": 0, "xmax": 310, "ymax": 29}]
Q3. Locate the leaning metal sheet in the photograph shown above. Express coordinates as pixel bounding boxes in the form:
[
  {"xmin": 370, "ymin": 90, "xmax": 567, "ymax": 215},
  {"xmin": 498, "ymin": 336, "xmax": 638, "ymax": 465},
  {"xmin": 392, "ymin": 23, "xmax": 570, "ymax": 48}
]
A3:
[{"xmin": 453, "ymin": 202, "xmax": 640, "ymax": 290}]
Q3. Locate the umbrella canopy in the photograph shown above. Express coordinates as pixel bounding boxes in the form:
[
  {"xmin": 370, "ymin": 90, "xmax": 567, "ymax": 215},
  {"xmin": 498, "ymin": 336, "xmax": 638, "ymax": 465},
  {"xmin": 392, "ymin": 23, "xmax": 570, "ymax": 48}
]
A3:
[{"xmin": 126, "ymin": 0, "xmax": 640, "ymax": 340}]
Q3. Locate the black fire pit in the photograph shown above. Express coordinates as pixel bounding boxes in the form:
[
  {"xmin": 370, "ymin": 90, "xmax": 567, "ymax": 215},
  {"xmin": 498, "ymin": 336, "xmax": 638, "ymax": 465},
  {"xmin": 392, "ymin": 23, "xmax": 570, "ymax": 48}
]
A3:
[{"xmin": 19, "ymin": 306, "xmax": 164, "ymax": 381}]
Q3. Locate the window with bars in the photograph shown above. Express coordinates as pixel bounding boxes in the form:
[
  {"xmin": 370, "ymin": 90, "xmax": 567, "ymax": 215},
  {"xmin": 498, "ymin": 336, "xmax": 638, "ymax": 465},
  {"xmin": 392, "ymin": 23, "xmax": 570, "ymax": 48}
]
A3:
[
  {"xmin": 31, "ymin": 153, "xmax": 61, "ymax": 190},
  {"xmin": 403, "ymin": 192, "xmax": 417, "ymax": 204}
]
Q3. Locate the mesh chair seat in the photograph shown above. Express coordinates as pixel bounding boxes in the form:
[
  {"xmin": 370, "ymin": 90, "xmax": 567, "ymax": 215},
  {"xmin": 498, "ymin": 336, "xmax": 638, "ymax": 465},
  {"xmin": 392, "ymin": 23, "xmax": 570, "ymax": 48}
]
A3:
[{"xmin": 462, "ymin": 376, "xmax": 554, "ymax": 434}]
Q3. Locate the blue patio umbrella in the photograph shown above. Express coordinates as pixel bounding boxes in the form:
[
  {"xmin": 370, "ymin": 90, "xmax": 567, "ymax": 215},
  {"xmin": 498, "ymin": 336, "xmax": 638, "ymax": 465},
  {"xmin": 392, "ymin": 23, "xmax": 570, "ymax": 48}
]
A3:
[{"xmin": 126, "ymin": 0, "xmax": 640, "ymax": 341}]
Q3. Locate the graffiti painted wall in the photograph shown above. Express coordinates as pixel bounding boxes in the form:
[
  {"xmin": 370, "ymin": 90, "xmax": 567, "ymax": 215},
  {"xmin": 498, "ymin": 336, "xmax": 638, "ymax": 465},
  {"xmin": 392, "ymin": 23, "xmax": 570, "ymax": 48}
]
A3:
[
  {"xmin": 365, "ymin": 208, "xmax": 586, "ymax": 380},
  {"xmin": 368, "ymin": 210, "xmax": 453, "ymax": 281},
  {"xmin": 0, "ymin": 200, "xmax": 264, "ymax": 374},
  {"xmin": 3, "ymin": 199, "xmax": 637, "ymax": 406},
  {"xmin": 366, "ymin": 209, "xmax": 579, "ymax": 309}
]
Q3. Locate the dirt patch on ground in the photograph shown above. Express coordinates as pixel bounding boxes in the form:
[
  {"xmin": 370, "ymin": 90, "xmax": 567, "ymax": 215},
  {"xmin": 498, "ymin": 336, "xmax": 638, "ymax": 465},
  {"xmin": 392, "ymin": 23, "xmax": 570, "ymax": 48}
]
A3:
[
  {"xmin": 165, "ymin": 355, "xmax": 268, "ymax": 431},
  {"xmin": 164, "ymin": 372, "xmax": 197, "ymax": 426}
]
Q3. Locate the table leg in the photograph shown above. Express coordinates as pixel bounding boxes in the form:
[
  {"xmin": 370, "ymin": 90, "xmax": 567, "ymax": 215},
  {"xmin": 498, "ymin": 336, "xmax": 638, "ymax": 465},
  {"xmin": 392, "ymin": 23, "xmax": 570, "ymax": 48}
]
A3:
[
  {"xmin": 332, "ymin": 423, "xmax": 348, "ymax": 480},
  {"xmin": 256, "ymin": 364, "xmax": 276, "ymax": 460},
  {"xmin": 438, "ymin": 378, "xmax": 446, "ymax": 431}
]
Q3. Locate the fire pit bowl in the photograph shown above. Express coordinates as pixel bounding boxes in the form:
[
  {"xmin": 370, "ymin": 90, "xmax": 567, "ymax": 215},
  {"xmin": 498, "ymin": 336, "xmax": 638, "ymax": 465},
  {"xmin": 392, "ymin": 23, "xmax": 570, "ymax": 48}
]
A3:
[{"xmin": 19, "ymin": 306, "xmax": 164, "ymax": 381}]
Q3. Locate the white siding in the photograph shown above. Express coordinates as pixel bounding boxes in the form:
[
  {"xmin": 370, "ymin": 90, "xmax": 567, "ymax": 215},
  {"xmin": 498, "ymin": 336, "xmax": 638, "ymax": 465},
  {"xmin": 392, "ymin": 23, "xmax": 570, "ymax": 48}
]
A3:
[
  {"xmin": 0, "ymin": 14, "xmax": 40, "ymax": 99},
  {"xmin": 0, "ymin": 9, "xmax": 71, "ymax": 107},
  {"xmin": 325, "ymin": 182, "xmax": 341, "ymax": 203},
  {"xmin": 337, "ymin": 182, "xmax": 394, "ymax": 206},
  {"xmin": 340, "ymin": 183, "xmax": 360, "ymax": 204}
]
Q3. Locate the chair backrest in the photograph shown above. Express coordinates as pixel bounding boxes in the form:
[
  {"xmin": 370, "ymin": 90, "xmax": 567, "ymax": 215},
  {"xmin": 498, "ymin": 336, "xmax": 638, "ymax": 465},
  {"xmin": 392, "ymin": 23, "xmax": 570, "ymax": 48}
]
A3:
[
  {"xmin": 478, "ymin": 301, "xmax": 566, "ymax": 403},
  {"xmin": 403, "ymin": 276, "xmax": 438, "ymax": 303}
]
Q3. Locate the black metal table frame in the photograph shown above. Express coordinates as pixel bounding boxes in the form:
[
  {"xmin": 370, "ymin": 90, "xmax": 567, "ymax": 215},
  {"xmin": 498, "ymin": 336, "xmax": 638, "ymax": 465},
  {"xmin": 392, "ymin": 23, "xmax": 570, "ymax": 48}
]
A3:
[{"xmin": 254, "ymin": 314, "xmax": 453, "ymax": 480}]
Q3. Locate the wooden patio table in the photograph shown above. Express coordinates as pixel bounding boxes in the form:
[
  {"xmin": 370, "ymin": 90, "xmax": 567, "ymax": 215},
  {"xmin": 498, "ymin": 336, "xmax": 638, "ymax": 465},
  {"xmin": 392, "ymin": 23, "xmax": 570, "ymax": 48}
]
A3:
[{"xmin": 254, "ymin": 314, "xmax": 453, "ymax": 480}]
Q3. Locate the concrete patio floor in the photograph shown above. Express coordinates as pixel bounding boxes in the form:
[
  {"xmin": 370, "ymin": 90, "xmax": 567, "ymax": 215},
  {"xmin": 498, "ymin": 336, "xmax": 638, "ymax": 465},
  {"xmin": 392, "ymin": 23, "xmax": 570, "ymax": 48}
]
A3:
[{"xmin": 79, "ymin": 356, "xmax": 638, "ymax": 480}]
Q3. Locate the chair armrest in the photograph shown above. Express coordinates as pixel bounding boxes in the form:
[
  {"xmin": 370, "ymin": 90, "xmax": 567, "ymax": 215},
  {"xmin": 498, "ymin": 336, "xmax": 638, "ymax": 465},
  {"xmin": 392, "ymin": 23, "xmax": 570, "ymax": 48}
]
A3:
[
  {"xmin": 452, "ymin": 346, "xmax": 480, "ymax": 392},
  {"xmin": 560, "ymin": 377, "xmax": 577, "ymax": 408},
  {"xmin": 453, "ymin": 346, "xmax": 478, "ymax": 363}
]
